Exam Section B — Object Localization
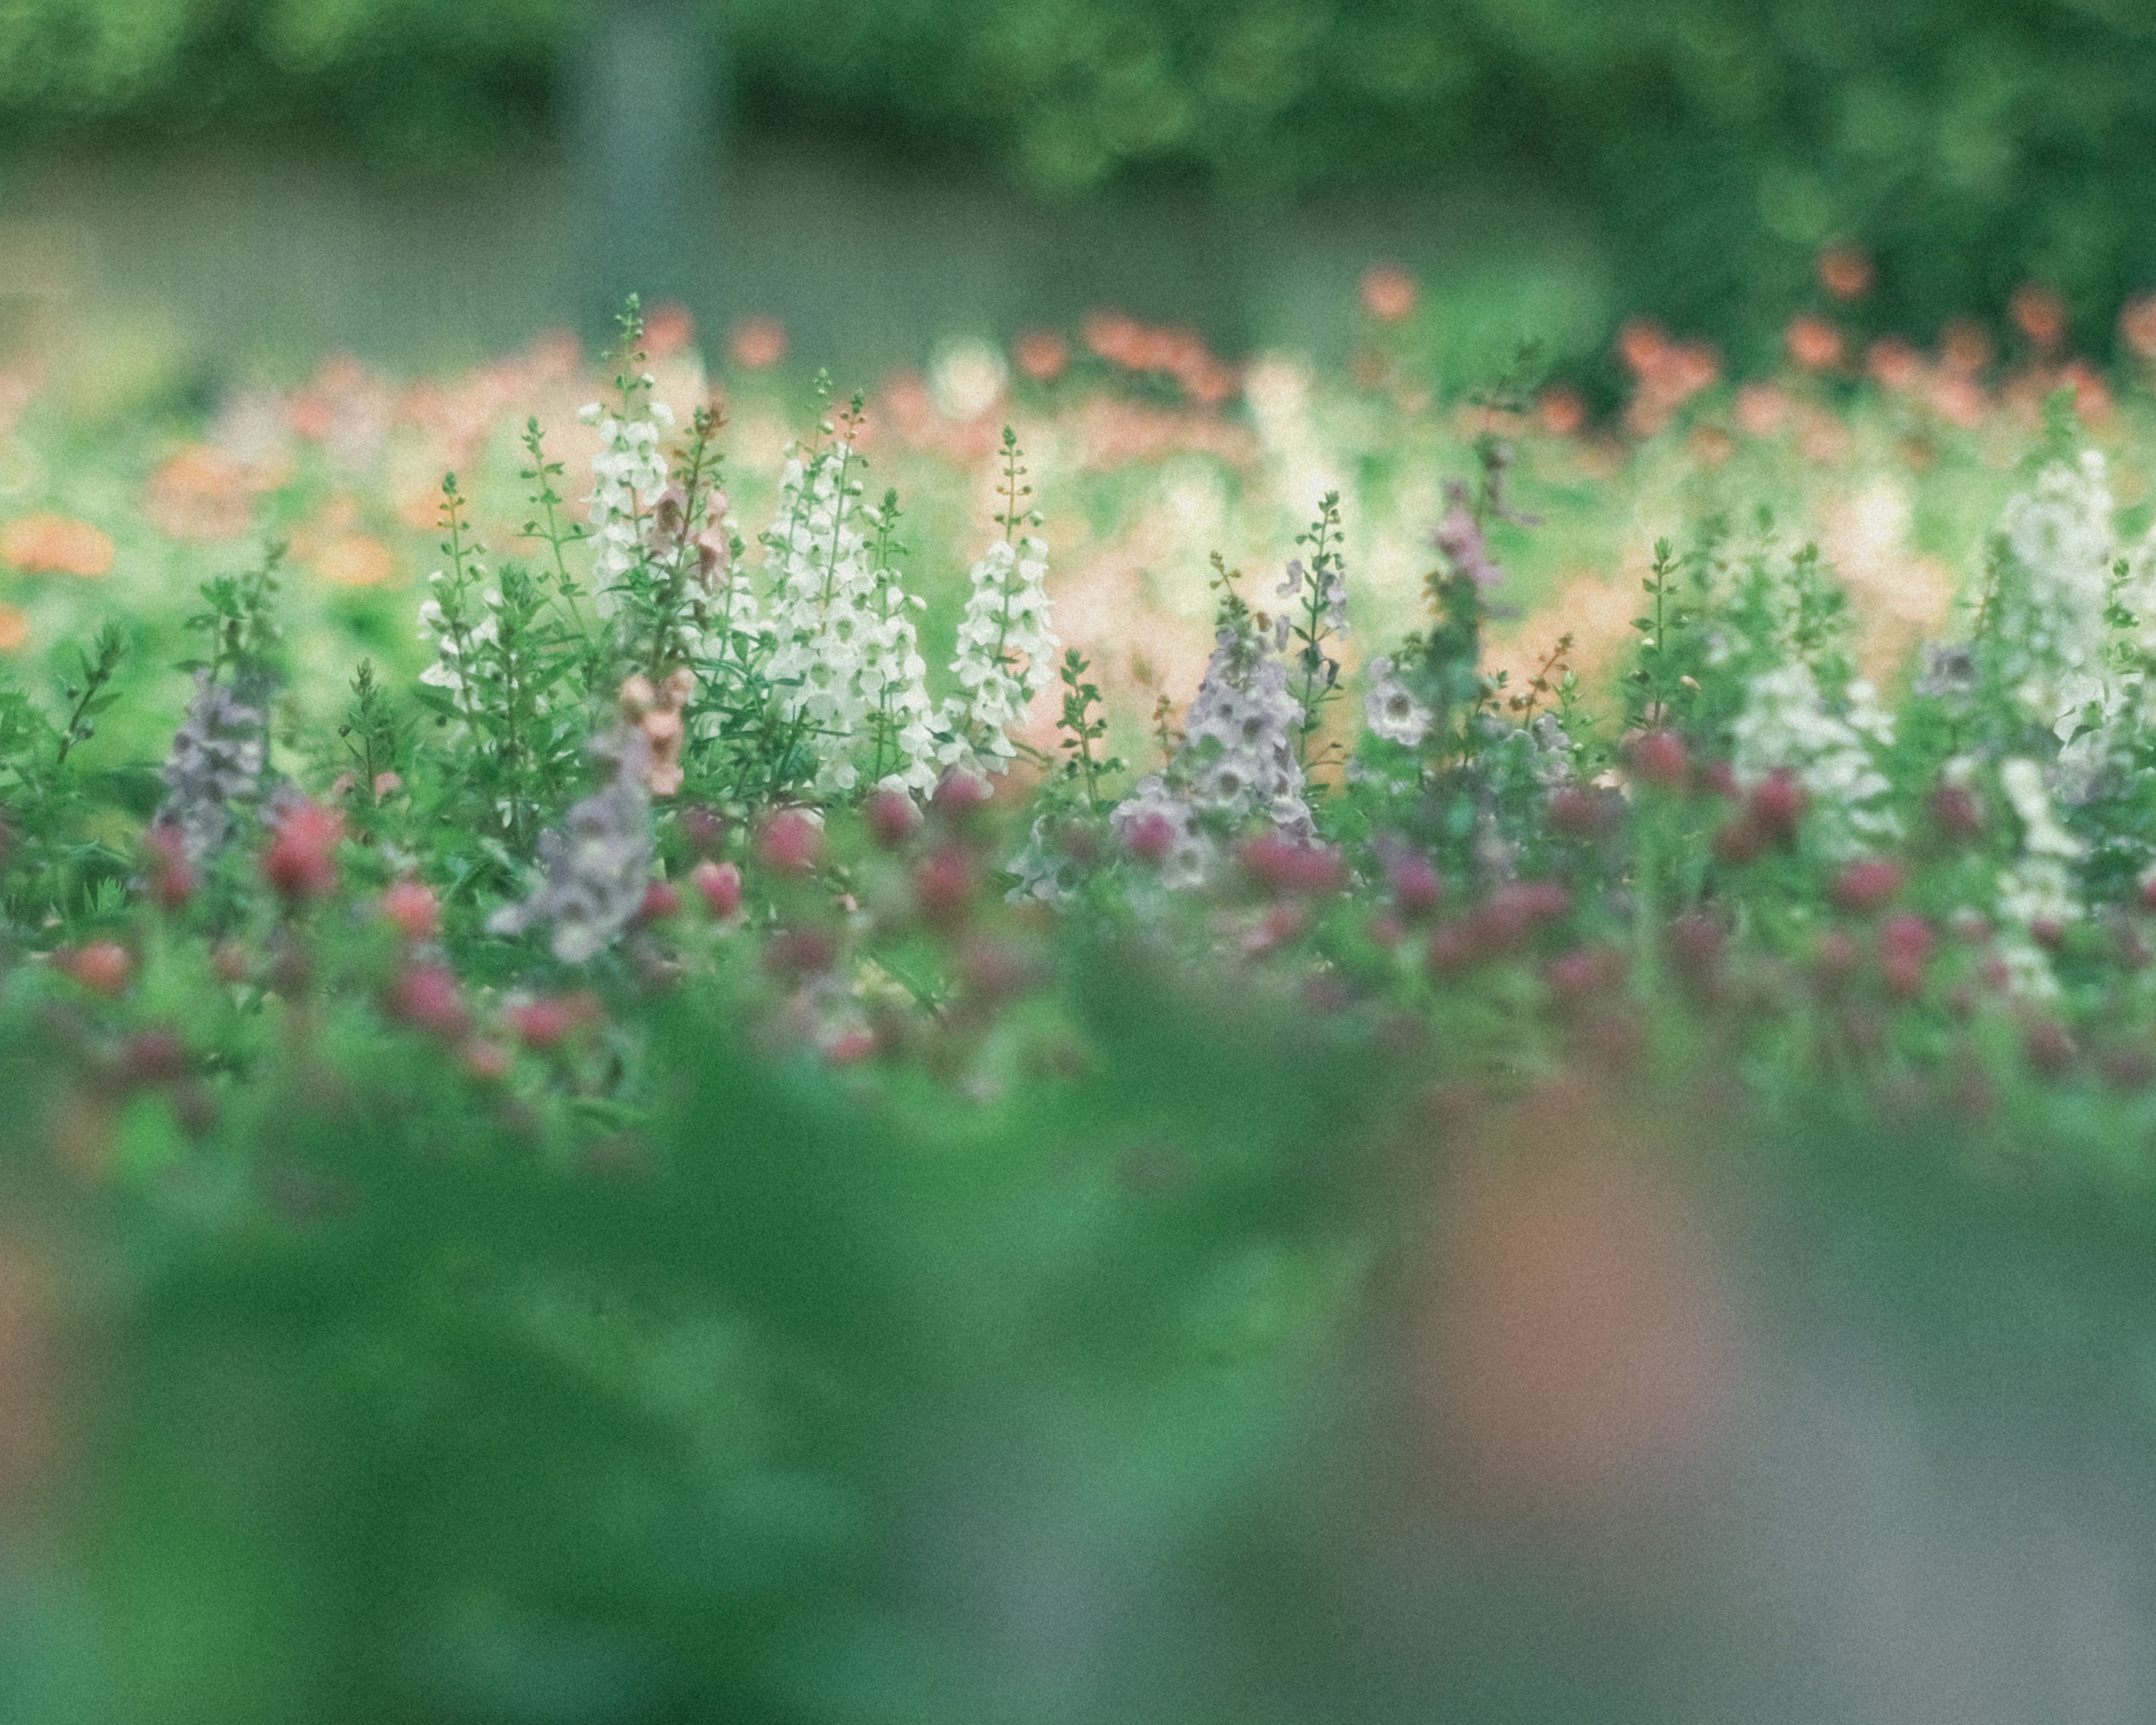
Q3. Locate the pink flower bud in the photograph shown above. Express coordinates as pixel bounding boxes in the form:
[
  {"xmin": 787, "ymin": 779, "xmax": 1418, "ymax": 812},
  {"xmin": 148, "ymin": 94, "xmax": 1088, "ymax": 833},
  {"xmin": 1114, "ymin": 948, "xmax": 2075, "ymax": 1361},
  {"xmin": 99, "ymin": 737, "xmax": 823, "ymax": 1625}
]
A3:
[
  {"xmin": 914, "ymin": 847, "xmax": 975, "ymax": 927},
  {"xmin": 1746, "ymin": 769, "xmax": 1807, "ymax": 844},
  {"xmin": 263, "ymin": 800, "xmax": 344, "ymax": 901},
  {"xmin": 1832, "ymin": 857, "xmax": 1904, "ymax": 914},
  {"xmin": 689, "ymin": 859, "xmax": 742, "ymax": 918},
  {"xmin": 865, "ymin": 790, "xmax": 921, "ymax": 849},
  {"xmin": 391, "ymin": 964, "xmax": 469, "ymax": 1040},
  {"xmin": 636, "ymin": 880, "xmax": 682, "ymax": 924},
  {"xmin": 933, "ymin": 768, "xmax": 994, "ymax": 816},
  {"xmin": 1627, "ymin": 729, "xmax": 1689, "ymax": 790},
  {"xmin": 63, "ymin": 941, "xmax": 132, "ymax": 997},
  {"xmin": 144, "ymin": 824, "xmax": 198, "ymax": 911},
  {"xmin": 380, "ymin": 880, "xmax": 440, "ymax": 942},
  {"xmin": 757, "ymin": 808, "xmax": 823, "ymax": 875},
  {"xmin": 1240, "ymin": 832, "xmax": 1344, "ymax": 896}
]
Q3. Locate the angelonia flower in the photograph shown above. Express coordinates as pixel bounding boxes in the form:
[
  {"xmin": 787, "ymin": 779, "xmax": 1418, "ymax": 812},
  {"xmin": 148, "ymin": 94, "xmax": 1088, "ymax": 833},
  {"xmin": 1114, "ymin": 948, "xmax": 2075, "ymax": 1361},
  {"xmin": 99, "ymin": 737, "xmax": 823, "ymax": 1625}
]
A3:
[
  {"xmin": 1364, "ymin": 656, "xmax": 1432, "ymax": 747},
  {"xmin": 1728, "ymin": 660, "xmax": 1898, "ymax": 857},
  {"xmin": 1993, "ymin": 754, "xmax": 2086, "ymax": 997},
  {"xmin": 1986, "ymin": 451, "xmax": 2119, "ymax": 737},
  {"xmin": 153, "ymin": 670, "xmax": 267, "ymax": 865},
  {"xmin": 1179, "ymin": 622, "xmax": 1317, "ymax": 842},
  {"xmin": 581, "ymin": 387, "xmax": 675, "ymax": 617},
  {"xmin": 1276, "ymin": 553, "xmax": 1348, "ymax": 638},
  {"xmin": 940, "ymin": 533, "xmax": 1057, "ymax": 777},
  {"xmin": 488, "ymin": 724, "xmax": 655, "ymax": 964},
  {"xmin": 1005, "ymin": 813, "xmax": 1088, "ymax": 906},
  {"xmin": 852, "ymin": 533, "xmax": 941, "ymax": 797},
  {"xmin": 761, "ymin": 442, "xmax": 877, "ymax": 795},
  {"xmin": 416, "ymin": 571, "xmax": 500, "ymax": 711}
]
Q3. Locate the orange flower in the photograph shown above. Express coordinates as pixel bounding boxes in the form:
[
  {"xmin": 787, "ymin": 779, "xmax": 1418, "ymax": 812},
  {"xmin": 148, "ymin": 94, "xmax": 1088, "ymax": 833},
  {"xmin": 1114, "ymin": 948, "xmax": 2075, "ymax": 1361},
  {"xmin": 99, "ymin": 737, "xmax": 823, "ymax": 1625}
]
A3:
[
  {"xmin": 1816, "ymin": 243, "xmax": 1874, "ymax": 302},
  {"xmin": 146, "ymin": 444, "xmax": 263, "ymax": 540},
  {"xmin": 728, "ymin": 316, "xmax": 788, "ymax": 371},
  {"xmin": 314, "ymin": 534, "xmax": 395, "ymax": 588},
  {"xmin": 1, "ymin": 512, "xmax": 113, "ymax": 578},
  {"xmin": 2010, "ymin": 282, "xmax": 2067, "ymax": 350},
  {"xmin": 1784, "ymin": 313, "xmax": 1843, "ymax": 372},
  {"xmin": 1359, "ymin": 262, "xmax": 1418, "ymax": 323},
  {"xmin": 1734, "ymin": 381, "xmax": 1789, "ymax": 439},
  {"xmin": 643, "ymin": 302, "xmax": 696, "ymax": 359},
  {"xmin": 0, "ymin": 604, "xmax": 26, "ymax": 652}
]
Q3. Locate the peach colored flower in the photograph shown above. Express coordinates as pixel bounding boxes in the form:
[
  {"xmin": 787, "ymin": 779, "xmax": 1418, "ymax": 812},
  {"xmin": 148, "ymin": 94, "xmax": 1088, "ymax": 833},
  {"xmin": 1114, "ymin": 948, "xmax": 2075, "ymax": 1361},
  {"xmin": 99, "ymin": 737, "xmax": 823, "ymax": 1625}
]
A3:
[
  {"xmin": 146, "ymin": 444, "xmax": 267, "ymax": 540},
  {"xmin": 1938, "ymin": 318, "xmax": 1993, "ymax": 377},
  {"xmin": 1, "ymin": 512, "xmax": 113, "ymax": 577},
  {"xmin": 2121, "ymin": 294, "xmax": 2156, "ymax": 362},
  {"xmin": 0, "ymin": 605, "xmax": 26, "ymax": 652},
  {"xmin": 1866, "ymin": 337, "xmax": 1923, "ymax": 392},
  {"xmin": 1012, "ymin": 330, "xmax": 1070, "ymax": 382},
  {"xmin": 1359, "ymin": 262, "xmax": 1418, "ymax": 322},
  {"xmin": 729, "ymin": 316, "xmax": 788, "ymax": 371},
  {"xmin": 314, "ymin": 534, "xmax": 395, "ymax": 588},
  {"xmin": 1535, "ymin": 385, "xmax": 1586, "ymax": 437},
  {"xmin": 1816, "ymin": 243, "xmax": 1873, "ymax": 301},
  {"xmin": 2010, "ymin": 282, "xmax": 2066, "ymax": 350},
  {"xmin": 1734, "ymin": 382, "xmax": 1789, "ymax": 439},
  {"xmin": 644, "ymin": 302, "xmax": 696, "ymax": 359},
  {"xmin": 1784, "ymin": 313, "xmax": 1843, "ymax": 372}
]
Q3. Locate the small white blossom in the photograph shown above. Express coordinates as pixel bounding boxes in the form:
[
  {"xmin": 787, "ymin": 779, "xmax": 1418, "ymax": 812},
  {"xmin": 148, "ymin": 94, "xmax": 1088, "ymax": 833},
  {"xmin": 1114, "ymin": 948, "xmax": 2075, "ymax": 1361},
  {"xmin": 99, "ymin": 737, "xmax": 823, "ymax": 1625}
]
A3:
[{"xmin": 583, "ymin": 393, "xmax": 674, "ymax": 617}]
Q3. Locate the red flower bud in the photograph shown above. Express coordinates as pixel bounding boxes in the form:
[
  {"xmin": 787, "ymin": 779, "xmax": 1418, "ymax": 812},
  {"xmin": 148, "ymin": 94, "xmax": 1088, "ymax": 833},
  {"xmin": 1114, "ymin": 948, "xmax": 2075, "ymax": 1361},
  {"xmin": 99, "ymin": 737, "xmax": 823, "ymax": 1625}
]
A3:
[
  {"xmin": 689, "ymin": 859, "xmax": 742, "ymax": 918},
  {"xmin": 1746, "ymin": 769, "xmax": 1807, "ymax": 844},
  {"xmin": 391, "ymin": 964, "xmax": 469, "ymax": 1040},
  {"xmin": 914, "ymin": 846, "xmax": 975, "ymax": 926},
  {"xmin": 263, "ymin": 800, "xmax": 344, "ymax": 901},
  {"xmin": 636, "ymin": 880, "xmax": 682, "ymax": 924},
  {"xmin": 1240, "ymin": 831, "xmax": 1344, "ymax": 896},
  {"xmin": 680, "ymin": 805, "xmax": 728, "ymax": 857},
  {"xmin": 144, "ymin": 824, "xmax": 198, "ymax": 911},
  {"xmin": 757, "ymin": 808, "xmax": 823, "ymax": 875},
  {"xmin": 62, "ymin": 941, "xmax": 132, "ymax": 997},
  {"xmin": 1627, "ymin": 729, "xmax": 1689, "ymax": 790},
  {"xmin": 1930, "ymin": 783, "xmax": 1984, "ymax": 842},
  {"xmin": 1547, "ymin": 786, "xmax": 1620, "ymax": 840},
  {"xmin": 508, "ymin": 997, "xmax": 577, "ymax": 1051},
  {"xmin": 1832, "ymin": 857, "xmax": 1904, "ymax": 914},
  {"xmin": 2023, "ymin": 1020, "xmax": 2076, "ymax": 1076},
  {"xmin": 865, "ymin": 789, "xmax": 921, "ymax": 849},
  {"xmin": 1381, "ymin": 847, "xmax": 1444, "ymax": 914},
  {"xmin": 933, "ymin": 768, "xmax": 993, "ymax": 816},
  {"xmin": 380, "ymin": 880, "xmax": 440, "ymax": 942}
]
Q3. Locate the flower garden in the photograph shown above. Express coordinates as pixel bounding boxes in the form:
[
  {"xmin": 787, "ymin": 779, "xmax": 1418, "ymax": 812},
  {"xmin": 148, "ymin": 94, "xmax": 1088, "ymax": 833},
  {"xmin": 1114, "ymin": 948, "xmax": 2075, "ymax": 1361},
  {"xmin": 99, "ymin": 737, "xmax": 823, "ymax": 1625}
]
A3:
[{"xmin": 8, "ymin": 273, "xmax": 2156, "ymax": 1717}]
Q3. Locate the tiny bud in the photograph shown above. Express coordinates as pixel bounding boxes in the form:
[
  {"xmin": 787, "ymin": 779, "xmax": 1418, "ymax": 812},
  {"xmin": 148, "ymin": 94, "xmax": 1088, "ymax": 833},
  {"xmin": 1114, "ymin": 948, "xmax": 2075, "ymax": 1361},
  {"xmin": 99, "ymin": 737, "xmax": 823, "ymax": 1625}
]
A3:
[
  {"xmin": 1697, "ymin": 759, "xmax": 1742, "ymax": 800},
  {"xmin": 689, "ymin": 859, "xmax": 742, "ymax": 918},
  {"xmin": 636, "ymin": 880, "xmax": 682, "ymax": 924},
  {"xmin": 1240, "ymin": 832, "xmax": 1344, "ymax": 896},
  {"xmin": 372, "ymin": 770, "xmax": 403, "ymax": 799},
  {"xmin": 1547, "ymin": 786, "xmax": 1620, "ymax": 841}
]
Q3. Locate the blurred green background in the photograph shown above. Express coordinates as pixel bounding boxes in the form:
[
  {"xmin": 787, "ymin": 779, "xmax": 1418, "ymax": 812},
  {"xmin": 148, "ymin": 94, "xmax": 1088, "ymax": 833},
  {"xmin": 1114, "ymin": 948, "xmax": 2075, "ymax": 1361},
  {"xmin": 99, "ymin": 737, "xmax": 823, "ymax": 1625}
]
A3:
[{"xmin": 2, "ymin": 0, "xmax": 2154, "ymax": 381}]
